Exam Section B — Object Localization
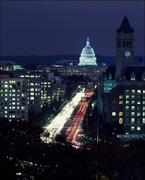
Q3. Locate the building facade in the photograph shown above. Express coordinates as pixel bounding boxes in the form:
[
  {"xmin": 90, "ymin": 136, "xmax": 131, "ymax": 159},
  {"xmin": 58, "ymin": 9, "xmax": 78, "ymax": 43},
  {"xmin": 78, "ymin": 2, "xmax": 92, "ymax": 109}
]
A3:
[{"xmin": 0, "ymin": 75, "xmax": 28, "ymax": 121}]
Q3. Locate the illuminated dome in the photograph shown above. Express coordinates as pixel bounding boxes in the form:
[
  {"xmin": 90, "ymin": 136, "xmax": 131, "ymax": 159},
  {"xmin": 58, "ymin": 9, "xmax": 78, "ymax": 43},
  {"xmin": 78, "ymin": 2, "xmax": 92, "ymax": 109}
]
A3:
[{"xmin": 78, "ymin": 37, "xmax": 97, "ymax": 66}]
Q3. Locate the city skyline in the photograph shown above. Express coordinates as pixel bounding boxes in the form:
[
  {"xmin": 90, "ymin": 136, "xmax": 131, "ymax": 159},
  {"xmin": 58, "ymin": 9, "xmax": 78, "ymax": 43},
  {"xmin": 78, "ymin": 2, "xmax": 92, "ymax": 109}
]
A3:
[{"xmin": 0, "ymin": 1, "xmax": 144, "ymax": 57}]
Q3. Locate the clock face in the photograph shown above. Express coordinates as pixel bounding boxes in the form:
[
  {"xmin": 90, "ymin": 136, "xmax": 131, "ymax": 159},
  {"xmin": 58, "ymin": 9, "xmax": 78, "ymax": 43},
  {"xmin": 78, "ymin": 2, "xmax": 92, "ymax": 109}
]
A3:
[{"xmin": 125, "ymin": 51, "xmax": 131, "ymax": 58}]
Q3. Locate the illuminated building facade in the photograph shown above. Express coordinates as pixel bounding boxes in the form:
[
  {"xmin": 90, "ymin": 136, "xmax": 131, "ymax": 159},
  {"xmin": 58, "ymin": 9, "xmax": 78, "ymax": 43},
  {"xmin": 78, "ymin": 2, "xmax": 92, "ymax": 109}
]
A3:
[
  {"xmin": 19, "ymin": 73, "xmax": 42, "ymax": 113},
  {"xmin": 100, "ymin": 66, "xmax": 145, "ymax": 134},
  {"xmin": 41, "ymin": 79, "xmax": 52, "ymax": 107},
  {"xmin": 0, "ymin": 61, "xmax": 23, "ymax": 72},
  {"xmin": 51, "ymin": 76, "xmax": 66, "ymax": 101},
  {"xmin": 0, "ymin": 75, "xmax": 28, "ymax": 121},
  {"xmin": 78, "ymin": 37, "xmax": 97, "ymax": 66},
  {"xmin": 97, "ymin": 16, "xmax": 145, "ymax": 135},
  {"xmin": 107, "ymin": 82, "xmax": 145, "ymax": 134}
]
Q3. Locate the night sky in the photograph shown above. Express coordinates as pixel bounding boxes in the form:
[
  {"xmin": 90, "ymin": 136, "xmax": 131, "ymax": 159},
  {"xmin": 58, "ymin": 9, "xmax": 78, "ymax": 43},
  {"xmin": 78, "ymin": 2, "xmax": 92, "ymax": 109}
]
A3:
[{"xmin": 0, "ymin": 1, "xmax": 144, "ymax": 57}]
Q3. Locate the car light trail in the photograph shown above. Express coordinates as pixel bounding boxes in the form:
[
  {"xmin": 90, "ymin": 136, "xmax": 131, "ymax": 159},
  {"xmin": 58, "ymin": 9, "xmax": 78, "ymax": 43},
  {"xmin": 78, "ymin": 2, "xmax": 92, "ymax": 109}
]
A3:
[
  {"xmin": 65, "ymin": 97, "xmax": 91, "ymax": 147},
  {"xmin": 41, "ymin": 90, "xmax": 85, "ymax": 143}
]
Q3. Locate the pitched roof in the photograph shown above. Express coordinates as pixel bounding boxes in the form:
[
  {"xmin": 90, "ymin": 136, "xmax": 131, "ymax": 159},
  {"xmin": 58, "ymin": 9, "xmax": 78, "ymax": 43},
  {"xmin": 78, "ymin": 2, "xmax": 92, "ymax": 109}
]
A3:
[
  {"xmin": 104, "ymin": 65, "xmax": 145, "ymax": 81},
  {"xmin": 117, "ymin": 16, "xmax": 134, "ymax": 33},
  {"xmin": 123, "ymin": 66, "xmax": 145, "ymax": 81}
]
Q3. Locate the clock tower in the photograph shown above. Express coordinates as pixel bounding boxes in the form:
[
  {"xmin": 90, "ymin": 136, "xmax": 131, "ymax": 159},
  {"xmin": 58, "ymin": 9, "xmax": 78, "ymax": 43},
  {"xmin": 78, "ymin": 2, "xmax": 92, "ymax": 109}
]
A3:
[{"xmin": 115, "ymin": 16, "xmax": 134, "ymax": 79}]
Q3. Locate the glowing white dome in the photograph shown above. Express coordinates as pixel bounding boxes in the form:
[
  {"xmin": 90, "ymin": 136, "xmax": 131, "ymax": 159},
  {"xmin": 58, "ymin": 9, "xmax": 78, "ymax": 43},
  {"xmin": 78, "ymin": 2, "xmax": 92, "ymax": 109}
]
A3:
[{"xmin": 78, "ymin": 37, "xmax": 97, "ymax": 66}]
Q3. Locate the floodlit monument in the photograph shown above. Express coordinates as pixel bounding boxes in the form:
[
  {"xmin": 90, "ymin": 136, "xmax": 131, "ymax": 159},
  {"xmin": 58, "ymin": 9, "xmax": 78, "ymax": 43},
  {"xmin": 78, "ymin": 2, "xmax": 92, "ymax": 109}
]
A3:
[{"xmin": 78, "ymin": 37, "xmax": 97, "ymax": 66}]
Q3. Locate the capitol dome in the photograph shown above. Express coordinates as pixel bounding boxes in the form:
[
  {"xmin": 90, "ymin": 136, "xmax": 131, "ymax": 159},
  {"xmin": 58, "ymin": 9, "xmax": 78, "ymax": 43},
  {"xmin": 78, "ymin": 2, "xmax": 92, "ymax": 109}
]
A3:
[{"xmin": 78, "ymin": 37, "xmax": 97, "ymax": 66}]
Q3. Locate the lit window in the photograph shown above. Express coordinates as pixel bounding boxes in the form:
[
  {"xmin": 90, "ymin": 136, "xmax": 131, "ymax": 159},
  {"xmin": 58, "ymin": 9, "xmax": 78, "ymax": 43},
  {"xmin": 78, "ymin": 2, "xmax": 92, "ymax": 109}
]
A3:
[
  {"xmin": 137, "ymin": 126, "xmax": 141, "ymax": 131},
  {"xmin": 131, "ymin": 101, "xmax": 135, "ymax": 104},
  {"xmin": 4, "ymin": 85, "xmax": 8, "ymax": 88},
  {"xmin": 119, "ymin": 101, "xmax": 123, "ymax": 104},
  {"xmin": 143, "ymin": 112, "xmax": 145, "ymax": 116},
  {"xmin": 131, "ymin": 90, "xmax": 135, "ymax": 93},
  {"xmin": 131, "ymin": 112, "xmax": 135, "ymax": 116},
  {"xmin": 126, "ymin": 90, "xmax": 130, "ymax": 93},
  {"xmin": 143, "ymin": 118, "xmax": 145, "ymax": 124},
  {"xmin": 131, "ymin": 126, "xmax": 135, "ymax": 130},
  {"xmin": 131, "ymin": 106, "xmax": 135, "ymax": 110},
  {"xmin": 137, "ymin": 90, "xmax": 141, "ymax": 93},
  {"xmin": 112, "ymin": 112, "xmax": 116, "ymax": 116},
  {"xmin": 30, "ymin": 88, "xmax": 34, "ymax": 91},
  {"xmin": 125, "ymin": 101, "xmax": 129, "ymax": 104},
  {"xmin": 125, "ymin": 95, "xmax": 129, "ymax": 99},
  {"xmin": 119, "ymin": 112, "xmax": 123, "ymax": 116},
  {"xmin": 131, "ymin": 95, "xmax": 135, "ymax": 99},
  {"xmin": 119, "ymin": 118, "xmax": 123, "ymax": 124},
  {"xmin": 126, "ymin": 106, "xmax": 129, "ymax": 110},
  {"xmin": 137, "ymin": 101, "xmax": 141, "ymax": 105},
  {"xmin": 131, "ymin": 118, "xmax": 135, "ymax": 123},
  {"xmin": 119, "ymin": 95, "xmax": 123, "ymax": 99}
]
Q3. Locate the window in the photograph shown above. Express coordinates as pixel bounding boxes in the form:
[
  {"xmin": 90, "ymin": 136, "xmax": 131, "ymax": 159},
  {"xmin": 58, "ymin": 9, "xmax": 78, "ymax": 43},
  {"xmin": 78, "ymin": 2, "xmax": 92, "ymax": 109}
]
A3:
[
  {"xmin": 131, "ymin": 106, "xmax": 135, "ymax": 110},
  {"xmin": 112, "ymin": 112, "xmax": 116, "ymax": 116},
  {"xmin": 119, "ymin": 101, "xmax": 123, "ymax": 104},
  {"xmin": 119, "ymin": 118, "xmax": 123, "ymax": 124},
  {"xmin": 125, "ymin": 95, "xmax": 129, "ymax": 99},
  {"xmin": 131, "ymin": 95, "xmax": 135, "ymax": 99},
  {"xmin": 137, "ymin": 101, "xmax": 141, "ymax": 105},
  {"xmin": 131, "ymin": 126, "xmax": 135, "ymax": 130},
  {"xmin": 131, "ymin": 112, "xmax": 135, "ymax": 116},
  {"xmin": 119, "ymin": 95, "xmax": 123, "ymax": 99},
  {"xmin": 119, "ymin": 112, "xmax": 123, "ymax": 116},
  {"xmin": 137, "ymin": 126, "xmax": 141, "ymax": 131},
  {"xmin": 137, "ymin": 112, "xmax": 141, "ymax": 116},
  {"xmin": 143, "ymin": 118, "xmax": 145, "ymax": 124},
  {"xmin": 131, "ymin": 118, "xmax": 135, "ymax": 123},
  {"xmin": 126, "ymin": 106, "xmax": 129, "ymax": 110},
  {"xmin": 131, "ymin": 101, "xmax": 135, "ymax": 104},
  {"xmin": 125, "ymin": 101, "xmax": 129, "ymax": 105}
]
